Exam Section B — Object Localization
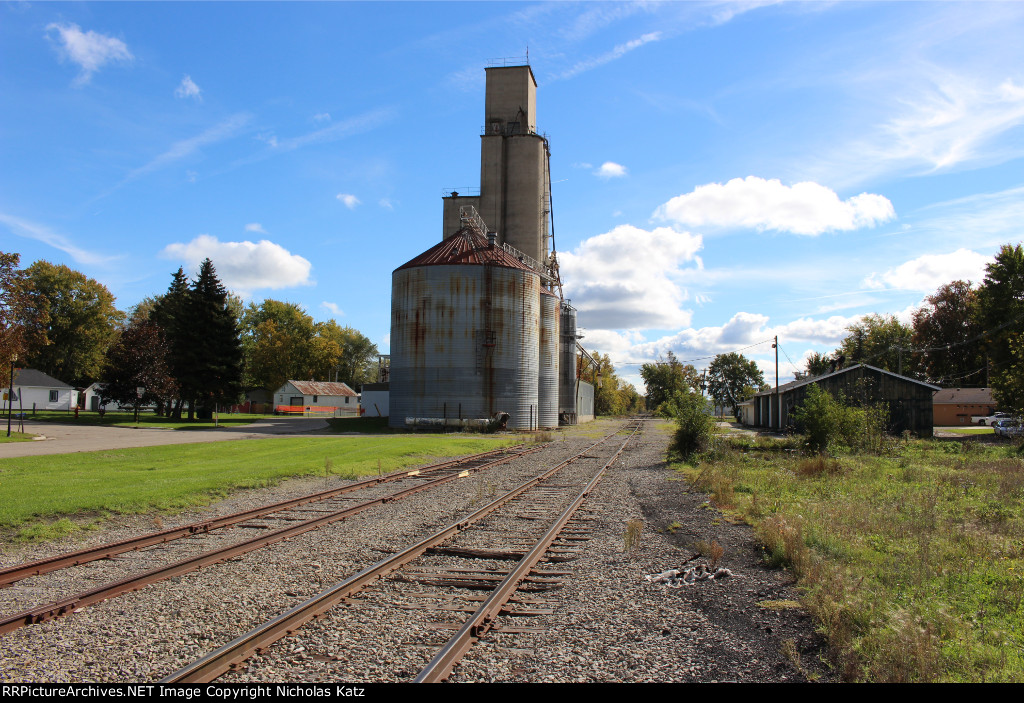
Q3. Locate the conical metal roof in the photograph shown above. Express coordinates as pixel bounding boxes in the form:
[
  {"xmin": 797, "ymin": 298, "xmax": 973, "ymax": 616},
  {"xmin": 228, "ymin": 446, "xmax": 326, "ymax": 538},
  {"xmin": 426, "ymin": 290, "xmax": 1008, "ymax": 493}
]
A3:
[{"xmin": 395, "ymin": 228, "xmax": 537, "ymax": 272}]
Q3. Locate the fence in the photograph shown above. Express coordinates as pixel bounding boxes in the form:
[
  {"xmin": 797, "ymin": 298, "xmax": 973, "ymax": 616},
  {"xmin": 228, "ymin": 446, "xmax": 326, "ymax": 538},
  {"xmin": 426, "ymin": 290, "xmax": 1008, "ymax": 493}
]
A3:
[{"xmin": 273, "ymin": 405, "xmax": 362, "ymax": 418}]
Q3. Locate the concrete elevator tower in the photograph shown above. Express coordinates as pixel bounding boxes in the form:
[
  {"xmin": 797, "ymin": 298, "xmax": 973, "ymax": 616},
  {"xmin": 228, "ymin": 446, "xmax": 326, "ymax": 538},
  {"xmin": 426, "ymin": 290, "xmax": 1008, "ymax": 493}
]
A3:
[
  {"xmin": 389, "ymin": 62, "xmax": 583, "ymax": 430},
  {"xmin": 442, "ymin": 65, "xmax": 550, "ymax": 266}
]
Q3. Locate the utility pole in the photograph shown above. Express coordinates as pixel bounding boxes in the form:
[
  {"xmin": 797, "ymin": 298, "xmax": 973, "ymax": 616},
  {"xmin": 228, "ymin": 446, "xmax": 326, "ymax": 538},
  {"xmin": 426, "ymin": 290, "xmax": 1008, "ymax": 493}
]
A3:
[{"xmin": 772, "ymin": 336, "xmax": 779, "ymax": 430}]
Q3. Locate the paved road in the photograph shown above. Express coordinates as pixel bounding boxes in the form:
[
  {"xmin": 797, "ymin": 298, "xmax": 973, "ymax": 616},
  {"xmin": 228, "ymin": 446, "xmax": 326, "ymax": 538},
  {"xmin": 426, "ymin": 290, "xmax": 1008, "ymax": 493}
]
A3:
[{"xmin": 0, "ymin": 418, "xmax": 330, "ymax": 459}]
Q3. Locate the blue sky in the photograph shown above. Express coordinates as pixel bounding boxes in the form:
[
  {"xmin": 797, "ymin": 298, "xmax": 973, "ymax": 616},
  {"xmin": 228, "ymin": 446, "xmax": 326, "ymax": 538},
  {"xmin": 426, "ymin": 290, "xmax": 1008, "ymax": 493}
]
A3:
[{"xmin": 3, "ymin": 1, "xmax": 1023, "ymax": 391}]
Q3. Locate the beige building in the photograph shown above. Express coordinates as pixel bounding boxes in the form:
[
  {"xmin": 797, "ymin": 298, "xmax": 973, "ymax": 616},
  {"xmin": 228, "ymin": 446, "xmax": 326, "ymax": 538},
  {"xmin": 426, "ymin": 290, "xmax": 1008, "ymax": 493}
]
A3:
[
  {"xmin": 932, "ymin": 387, "xmax": 996, "ymax": 425},
  {"xmin": 441, "ymin": 64, "xmax": 550, "ymax": 266}
]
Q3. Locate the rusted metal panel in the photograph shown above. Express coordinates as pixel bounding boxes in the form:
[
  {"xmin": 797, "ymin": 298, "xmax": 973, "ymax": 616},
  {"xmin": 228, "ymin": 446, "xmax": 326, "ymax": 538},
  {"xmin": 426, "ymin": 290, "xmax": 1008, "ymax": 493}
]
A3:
[{"xmin": 390, "ymin": 258, "xmax": 541, "ymax": 430}]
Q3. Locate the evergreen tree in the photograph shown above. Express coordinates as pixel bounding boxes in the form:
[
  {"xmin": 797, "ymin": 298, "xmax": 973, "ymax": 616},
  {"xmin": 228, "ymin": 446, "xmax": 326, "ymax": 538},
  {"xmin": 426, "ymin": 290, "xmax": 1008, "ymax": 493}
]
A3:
[
  {"xmin": 183, "ymin": 259, "xmax": 242, "ymax": 419},
  {"xmin": 151, "ymin": 268, "xmax": 191, "ymax": 418},
  {"xmin": 975, "ymin": 243, "xmax": 1024, "ymax": 408}
]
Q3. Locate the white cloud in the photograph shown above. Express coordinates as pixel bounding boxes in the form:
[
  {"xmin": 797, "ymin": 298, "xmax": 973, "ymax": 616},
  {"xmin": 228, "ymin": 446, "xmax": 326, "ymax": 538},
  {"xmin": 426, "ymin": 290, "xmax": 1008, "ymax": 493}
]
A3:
[
  {"xmin": 336, "ymin": 193, "xmax": 360, "ymax": 209},
  {"xmin": 313, "ymin": 113, "xmax": 331, "ymax": 122},
  {"xmin": 655, "ymin": 176, "xmax": 896, "ymax": 235},
  {"xmin": 561, "ymin": 224, "xmax": 702, "ymax": 330},
  {"xmin": 379, "ymin": 198, "xmax": 394, "ymax": 210},
  {"xmin": 0, "ymin": 211, "xmax": 113, "ymax": 266},
  {"xmin": 46, "ymin": 23, "xmax": 132, "ymax": 84},
  {"xmin": 863, "ymin": 248, "xmax": 991, "ymax": 291},
  {"xmin": 321, "ymin": 301, "xmax": 344, "ymax": 317},
  {"xmin": 161, "ymin": 235, "xmax": 313, "ymax": 295},
  {"xmin": 244, "ymin": 223, "xmax": 267, "ymax": 234},
  {"xmin": 175, "ymin": 75, "xmax": 202, "ymax": 100},
  {"xmin": 596, "ymin": 162, "xmax": 628, "ymax": 179}
]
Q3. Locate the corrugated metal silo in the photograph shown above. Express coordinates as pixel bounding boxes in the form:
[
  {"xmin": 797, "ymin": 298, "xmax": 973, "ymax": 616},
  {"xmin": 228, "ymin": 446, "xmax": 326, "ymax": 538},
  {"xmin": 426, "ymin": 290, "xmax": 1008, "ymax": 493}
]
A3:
[
  {"xmin": 538, "ymin": 288, "xmax": 559, "ymax": 428},
  {"xmin": 389, "ymin": 228, "xmax": 541, "ymax": 430},
  {"xmin": 559, "ymin": 301, "xmax": 578, "ymax": 424}
]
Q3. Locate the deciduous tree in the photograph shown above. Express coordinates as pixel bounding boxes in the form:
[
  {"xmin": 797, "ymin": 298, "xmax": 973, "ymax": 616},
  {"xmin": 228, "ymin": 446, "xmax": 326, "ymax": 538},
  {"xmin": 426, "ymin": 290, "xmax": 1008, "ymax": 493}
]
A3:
[
  {"xmin": 640, "ymin": 351, "xmax": 700, "ymax": 411},
  {"xmin": 100, "ymin": 319, "xmax": 178, "ymax": 422},
  {"xmin": 22, "ymin": 260, "xmax": 123, "ymax": 386},
  {"xmin": 836, "ymin": 313, "xmax": 914, "ymax": 376},
  {"xmin": 911, "ymin": 280, "xmax": 985, "ymax": 385},
  {"xmin": 707, "ymin": 352, "xmax": 765, "ymax": 419},
  {"xmin": 0, "ymin": 252, "xmax": 47, "ymax": 367}
]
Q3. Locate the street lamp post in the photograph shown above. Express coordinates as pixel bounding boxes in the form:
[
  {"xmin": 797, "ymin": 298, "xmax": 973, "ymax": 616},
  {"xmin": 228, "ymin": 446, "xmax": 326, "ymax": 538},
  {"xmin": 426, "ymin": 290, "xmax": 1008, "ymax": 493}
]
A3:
[{"xmin": 7, "ymin": 354, "xmax": 17, "ymax": 438}]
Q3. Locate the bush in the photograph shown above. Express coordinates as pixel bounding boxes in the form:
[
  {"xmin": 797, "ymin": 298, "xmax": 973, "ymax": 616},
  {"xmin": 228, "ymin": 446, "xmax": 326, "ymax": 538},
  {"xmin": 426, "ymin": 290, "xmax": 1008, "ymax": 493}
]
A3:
[
  {"xmin": 662, "ymin": 390, "xmax": 716, "ymax": 461},
  {"xmin": 792, "ymin": 383, "xmax": 865, "ymax": 453}
]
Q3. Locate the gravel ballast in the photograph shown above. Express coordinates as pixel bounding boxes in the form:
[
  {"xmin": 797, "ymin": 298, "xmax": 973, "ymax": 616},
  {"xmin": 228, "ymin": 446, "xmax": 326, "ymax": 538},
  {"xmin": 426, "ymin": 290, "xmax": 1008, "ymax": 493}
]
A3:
[{"xmin": 0, "ymin": 419, "xmax": 831, "ymax": 683}]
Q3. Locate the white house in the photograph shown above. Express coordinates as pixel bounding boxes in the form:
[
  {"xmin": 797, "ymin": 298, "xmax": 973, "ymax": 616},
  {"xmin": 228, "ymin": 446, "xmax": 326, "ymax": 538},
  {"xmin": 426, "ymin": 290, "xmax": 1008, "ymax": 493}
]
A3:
[
  {"xmin": 3, "ymin": 369, "xmax": 75, "ymax": 412},
  {"xmin": 273, "ymin": 380, "xmax": 359, "ymax": 415}
]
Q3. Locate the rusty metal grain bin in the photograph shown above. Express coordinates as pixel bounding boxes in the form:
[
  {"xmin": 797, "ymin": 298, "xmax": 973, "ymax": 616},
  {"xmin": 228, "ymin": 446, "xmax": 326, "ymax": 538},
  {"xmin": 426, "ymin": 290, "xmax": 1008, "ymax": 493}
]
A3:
[
  {"xmin": 559, "ymin": 301, "xmax": 578, "ymax": 424},
  {"xmin": 538, "ymin": 288, "xmax": 559, "ymax": 429},
  {"xmin": 390, "ymin": 229, "xmax": 541, "ymax": 430}
]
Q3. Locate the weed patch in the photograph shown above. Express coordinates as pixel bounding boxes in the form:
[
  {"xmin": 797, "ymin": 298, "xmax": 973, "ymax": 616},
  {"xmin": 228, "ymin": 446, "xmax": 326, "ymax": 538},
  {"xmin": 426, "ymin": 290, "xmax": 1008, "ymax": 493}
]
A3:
[{"xmin": 669, "ymin": 434, "xmax": 1024, "ymax": 681}]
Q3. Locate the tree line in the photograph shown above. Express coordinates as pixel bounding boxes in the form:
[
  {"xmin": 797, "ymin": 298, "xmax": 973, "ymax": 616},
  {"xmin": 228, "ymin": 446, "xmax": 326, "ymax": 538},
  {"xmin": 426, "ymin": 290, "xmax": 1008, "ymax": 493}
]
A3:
[
  {"xmin": 802, "ymin": 242, "xmax": 1024, "ymax": 415},
  {"xmin": 1, "ymin": 252, "xmax": 379, "ymax": 419},
  {"xmin": 578, "ymin": 242, "xmax": 1024, "ymax": 420}
]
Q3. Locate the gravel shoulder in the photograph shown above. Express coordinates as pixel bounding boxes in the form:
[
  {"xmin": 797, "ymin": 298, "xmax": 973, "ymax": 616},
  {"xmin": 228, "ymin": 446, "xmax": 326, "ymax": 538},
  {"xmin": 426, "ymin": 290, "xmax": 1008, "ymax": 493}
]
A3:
[{"xmin": 0, "ymin": 418, "xmax": 831, "ymax": 683}]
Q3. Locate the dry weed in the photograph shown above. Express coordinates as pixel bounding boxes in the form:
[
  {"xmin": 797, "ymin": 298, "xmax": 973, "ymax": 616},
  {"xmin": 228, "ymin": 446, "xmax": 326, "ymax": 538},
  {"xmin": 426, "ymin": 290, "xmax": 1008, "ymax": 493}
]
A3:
[{"xmin": 623, "ymin": 519, "xmax": 643, "ymax": 552}]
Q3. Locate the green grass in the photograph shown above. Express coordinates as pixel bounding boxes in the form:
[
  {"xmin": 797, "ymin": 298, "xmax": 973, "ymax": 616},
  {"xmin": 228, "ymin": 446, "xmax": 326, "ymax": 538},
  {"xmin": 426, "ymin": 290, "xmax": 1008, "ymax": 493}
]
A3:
[
  {"xmin": 0, "ymin": 431, "xmax": 36, "ymax": 443},
  {"xmin": 25, "ymin": 410, "xmax": 278, "ymax": 430},
  {"xmin": 945, "ymin": 427, "xmax": 995, "ymax": 435},
  {"xmin": 673, "ymin": 435, "xmax": 1024, "ymax": 682},
  {"xmin": 0, "ymin": 434, "xmax": 518, "ymax": 540}
]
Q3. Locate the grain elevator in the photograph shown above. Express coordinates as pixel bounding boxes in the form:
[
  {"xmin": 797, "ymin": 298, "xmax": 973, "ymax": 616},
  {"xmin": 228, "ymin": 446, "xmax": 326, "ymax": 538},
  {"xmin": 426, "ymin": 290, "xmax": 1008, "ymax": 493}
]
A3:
[{"xmin": 388, "ymin": 63, "xmax": 587, "ymax": 430}]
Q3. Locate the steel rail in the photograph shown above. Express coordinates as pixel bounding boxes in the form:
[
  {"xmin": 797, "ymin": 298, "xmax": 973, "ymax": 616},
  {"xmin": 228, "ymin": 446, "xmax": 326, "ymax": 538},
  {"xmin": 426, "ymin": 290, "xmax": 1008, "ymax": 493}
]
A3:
[
  {"xmin": 0, "ymin": 446, "xmax": 542, "ymax": 636},
  {"xmin": 161, "ymin": 425, "xmax": 633, "ymax": 683},
  {"xmin": 0, "ymin": 445, "xmax": 527, "ymax": 588},
  {"xmin": 414, "ymin": 420, "xmax": 641, "ymax": 682}
]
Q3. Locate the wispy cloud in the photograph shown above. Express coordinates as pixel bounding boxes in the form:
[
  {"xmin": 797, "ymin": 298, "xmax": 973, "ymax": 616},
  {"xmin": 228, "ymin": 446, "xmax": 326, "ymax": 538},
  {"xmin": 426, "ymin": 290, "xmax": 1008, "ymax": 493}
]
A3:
[
  {"xmin": 336, "ymin": 194, "xmax": 360, "ymax": 210},
  {"xmin": 46, "ymin": 23, "xmax": 132, "ymax": 85},
  {"xmin": 123, "ymin": 113, "xmax": 252, "ymax": 184},
  {"xmin": 557, "ymin": 31, "xmax": 662, "ymax": 81},
  {"xmin": 271, "ymin": 107, "xmax": 396, "ymax": 152},
  {"xmin": 244, "ymin": 223, "xmax": 267, "ymax": 234},
  {"xmin": 321, "ymin": 301, "xmax": 344, "ymax": 317},
  {"xmin": 175, "ymin": 75, "xmax": 202, "ymax": 100},
  {"xmin": 0, "ymin": 212, "xmax": 114, "ymax": 265}
]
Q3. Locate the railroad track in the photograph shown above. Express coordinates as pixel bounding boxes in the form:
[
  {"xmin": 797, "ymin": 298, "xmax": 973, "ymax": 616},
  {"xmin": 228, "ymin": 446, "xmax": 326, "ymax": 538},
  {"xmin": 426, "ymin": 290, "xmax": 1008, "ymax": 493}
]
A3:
[
  {"xmin": 0, "ymin": 444, "xmax": 541, "ymax": 635},
  {"xmin": 164, "ymin": 419, "xmax": 643, "ymax": 683}
]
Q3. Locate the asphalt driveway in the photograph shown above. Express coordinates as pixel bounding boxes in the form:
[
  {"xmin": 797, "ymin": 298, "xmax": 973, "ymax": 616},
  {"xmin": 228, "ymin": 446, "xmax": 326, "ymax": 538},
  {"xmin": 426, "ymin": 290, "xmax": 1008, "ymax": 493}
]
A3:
[{"xmin": 0, "ymin": 418, "xmax": 330, "ymax": 459}]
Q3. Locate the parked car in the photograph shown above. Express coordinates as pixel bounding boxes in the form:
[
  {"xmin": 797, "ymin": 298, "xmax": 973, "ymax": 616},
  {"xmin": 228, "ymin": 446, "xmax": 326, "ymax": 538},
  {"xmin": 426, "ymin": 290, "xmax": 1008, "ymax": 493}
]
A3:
[
  {"xmin": 975, "ymin": 412, "xmax": 1013, "ymax": 425},
  {"xmin": 993, "ymin": 419, "xmax": 1022, "ymax": 438}
]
